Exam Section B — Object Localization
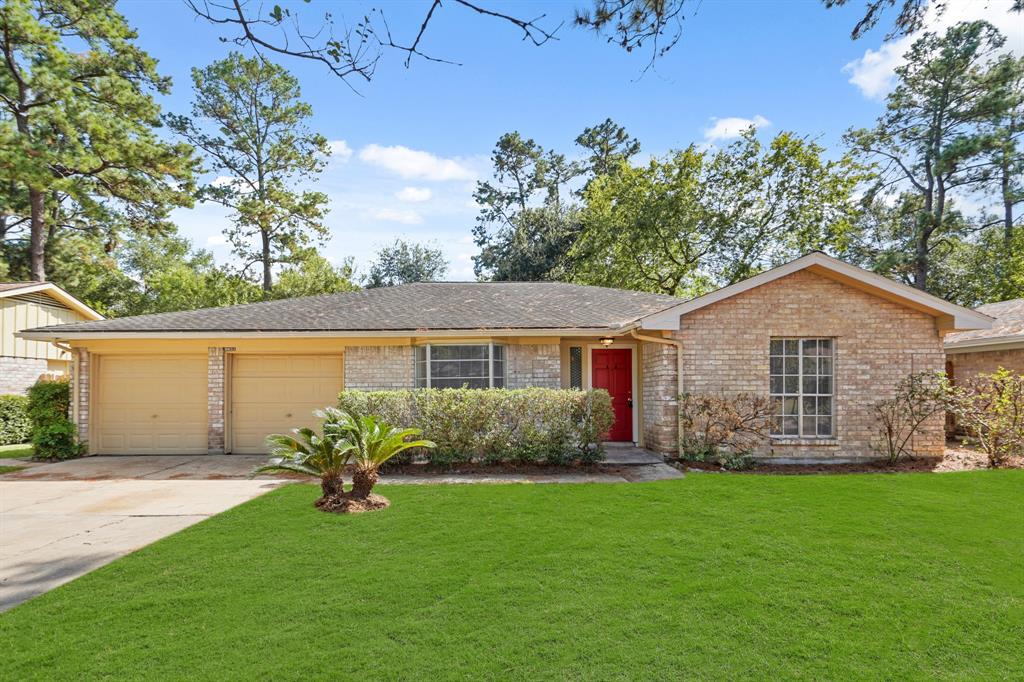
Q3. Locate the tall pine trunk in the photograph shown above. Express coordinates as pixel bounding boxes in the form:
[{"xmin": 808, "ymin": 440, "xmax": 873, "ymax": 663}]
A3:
[
  {"xmin": 28, "ymin": 187, "xmax": 46, "ymax": 281},
  {"xmin": 261, "ymin": 228, "xmax": 272, "ymax": 292}
]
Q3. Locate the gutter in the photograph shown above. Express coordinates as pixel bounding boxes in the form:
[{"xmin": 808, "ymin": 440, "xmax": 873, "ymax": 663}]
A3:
[
  {"xmin": 629, "ymin": 329, "xmax": 683, "ymax": 455},
  {"xmin": 944, "ymin": 332, "xmax": 1024, "ymax": 353},
  {"xmin": 16, "ymin": 327, "xmax": 631, "ymax": 341}
]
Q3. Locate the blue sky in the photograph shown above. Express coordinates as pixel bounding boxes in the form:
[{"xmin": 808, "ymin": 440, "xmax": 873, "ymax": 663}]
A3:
[{"xmin": 120, "ymin": 0, "xmax": 1020, "ymax": 280}]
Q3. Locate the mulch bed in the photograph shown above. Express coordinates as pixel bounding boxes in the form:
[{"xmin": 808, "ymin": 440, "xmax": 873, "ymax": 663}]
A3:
[
  {"xmin": 316, "ymin": 492, "xmax": 390, "ymax": 514},
  {"xmin": 378, "ymin": 461, "xmax": 606, "ymax": 476},
  {"xmin": 673, "ymin": 441, "xmax": 1023, "ymax": 475}
]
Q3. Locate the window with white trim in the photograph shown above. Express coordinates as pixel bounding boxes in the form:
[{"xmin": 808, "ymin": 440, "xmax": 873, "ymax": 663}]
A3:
[
  {"xmin": 769, "ymin": 338, "xmax": 833, "ymax": 438},
  {"xmin": 414, "ymin": 344, "xmax": 506, "ymax": 389}
]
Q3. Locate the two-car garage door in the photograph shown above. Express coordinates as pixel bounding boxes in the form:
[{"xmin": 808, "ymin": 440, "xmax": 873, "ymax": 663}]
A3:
[{"xmin": 93, "ymin": 354, "xmax": 343, "ymax": 455}]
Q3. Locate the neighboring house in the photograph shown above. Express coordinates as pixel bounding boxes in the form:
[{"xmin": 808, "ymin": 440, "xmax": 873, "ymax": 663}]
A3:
[
  {"xmin": 0, "ymin": 282, "xmax": 103, "ymax": 394},
  {"xmin": 19, "ymin": 253, "xmax": 991, "ymax": 462},
  {"xmin": 944, "ymin": 299, "xmax": 1024, "ymax": 382}
]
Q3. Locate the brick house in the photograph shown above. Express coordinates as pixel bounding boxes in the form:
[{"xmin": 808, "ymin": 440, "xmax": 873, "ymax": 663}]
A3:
[
  {"xmin": 945, "ymin": 298, "xmax": 1024, "ymax": 383},
  {"xmin": 19, "ymin": 253, "xmax": 991, "ymax": 462},
  {"xmin": 0, "ymin": 282, "xmax": 103, "ymax": 395}
]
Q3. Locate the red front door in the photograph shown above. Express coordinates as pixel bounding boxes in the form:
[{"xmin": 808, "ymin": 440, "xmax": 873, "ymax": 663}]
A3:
[{"xmin": 592, "ymin": 348, "xmax": 633, "ymax": 442}]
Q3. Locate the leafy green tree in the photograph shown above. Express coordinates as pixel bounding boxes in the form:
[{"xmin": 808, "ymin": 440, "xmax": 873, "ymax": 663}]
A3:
[
  {"xmin": 575, "ymin": 118, "xmax": 641, "ymax": 183},
  {"xmin": 366, "ymin": 240, "xmax": 448, "ymax": 288},
  {"xmin": 572, "ymin": 130, "xmax": 863, "ymax": 296},
  {"xmin": 270, "ymin": 252, "xmax": 358, "ymax": 299},
  {"xmin": 845, "ymin": 21, "xmax": 1013, "ymax": 292},
  {"xmin": 0, "ymin": 0, "xmax": 194, "ymax": 281},
  {"xmin": 168, "ymin": 53, "xmax": 330, "ymax": 293},
  {"xmin": 479, "ymin": 204, "xmax": 584, "ymax": 282},
  {"xmin": 823, "ymin": 0, "xmax": 1023, "ymax": 40},
  {"xmin": 116, "ymin": 232, "xmax": 261, "ymax": 316},
  {"xmin": 981, "ymin": 54, "xmax": 1024, "ymax": 299},
  {"xmin": 472, "ymin": 131, "xmax": 586, "ymax": 280}
]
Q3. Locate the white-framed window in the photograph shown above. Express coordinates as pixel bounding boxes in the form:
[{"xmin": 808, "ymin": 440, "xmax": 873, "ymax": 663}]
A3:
[
  {"xmin": 414, "ymin": 343, "xmax": 506, "ymax": 389},
  {"xmin": 770, "ymin": 338, "xmax": 834, "ymax": 438}
]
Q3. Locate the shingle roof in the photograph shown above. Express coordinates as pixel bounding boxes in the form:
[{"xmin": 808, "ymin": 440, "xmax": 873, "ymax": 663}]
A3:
[
  {"xmin": 24, "ymin": 282, "xmax": 683, "ymax": 335},
  {"xmin": 945, "ymin": 298, "xmax": 1024, "ymax": 347},
  {"xmin": 0, "ymin": 282, "xmax": 40, "ymax": 293}
]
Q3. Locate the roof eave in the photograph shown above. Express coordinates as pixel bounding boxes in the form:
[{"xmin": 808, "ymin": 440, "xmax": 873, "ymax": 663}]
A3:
[
  {"xmin": 944, "ymin": 333, "xmax": 1024, "ymax": 353},
  {"xmin": 17, "ymin": 326, "xmax": 637, "ymax": 341}
]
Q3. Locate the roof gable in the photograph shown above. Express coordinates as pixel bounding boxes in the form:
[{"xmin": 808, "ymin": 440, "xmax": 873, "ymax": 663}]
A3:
[
  {"xmin": 638, "ymin": 252, "xmax": 993, "ymax": 332},
  {"xmin": 0, "ymin": 282, "xmax": 103, "ymax": 320}
]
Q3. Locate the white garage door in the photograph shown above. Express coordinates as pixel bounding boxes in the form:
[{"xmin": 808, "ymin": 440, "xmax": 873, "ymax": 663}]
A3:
[
  {"xmin": 94, "ymin": 355, "xmax": 207, "ymax": 455},
  {"xmin": 230, "ymin": 355, "xmax": 344, "ymax": 454}
]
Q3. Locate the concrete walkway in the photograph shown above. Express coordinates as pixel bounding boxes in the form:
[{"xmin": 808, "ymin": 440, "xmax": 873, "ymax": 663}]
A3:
[
  {"xmin": 1, "ymin": 447, "xmax": 683, "ymax": 484},
  {"xmin": 0, "ymin": 478, "xmax": 282, "ymax": 611}
]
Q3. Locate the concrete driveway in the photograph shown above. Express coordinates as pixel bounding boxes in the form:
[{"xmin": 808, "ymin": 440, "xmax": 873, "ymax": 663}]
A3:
[{"xmin": 1, "ymin": 459, "xmax": 282, "ymax": 611}]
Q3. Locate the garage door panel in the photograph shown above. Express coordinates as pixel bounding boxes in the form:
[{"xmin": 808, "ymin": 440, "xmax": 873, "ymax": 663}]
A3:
[
  {"xmin": 231, "ymin": 354, "xmax": 343, "ymax": 454},
  {"xmin": 95, "ymin": 355, "xmax": 207, "ymax": 455}
]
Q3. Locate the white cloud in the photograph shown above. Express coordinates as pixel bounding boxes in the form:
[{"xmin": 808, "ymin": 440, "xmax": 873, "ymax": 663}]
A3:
[
  {"xmin": 208, "ymin": 175, "xmax": 253, "ymax": 194},
  {"xmin": 843, "ymin": 0, "xmax": 1024, "ymax": 99},
  {"xmin": 703, "ymin": 115, "xmax": 771, "ymax": 141},
  {"xmin": 369, "ymin": 207, "xmax": 424, "ymax": 225},
  {"xmin": 205, "ymin": 234, "xmax": 228, "ymax": 247},
  {"xmin": 395, "ymin": 186, "xmax": 433, "ymax": 203},
  {"xmin": 359, "ymin": 144, "xmax": 476, "ymax": 181},
  {"xmin": 328, "ymin": 139, "xmax": 353, "ymax": 160}
]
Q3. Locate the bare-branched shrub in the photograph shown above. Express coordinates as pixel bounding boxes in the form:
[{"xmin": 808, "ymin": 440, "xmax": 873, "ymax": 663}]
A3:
[
  {"xmin": 870, "ymin": 372, "xmax": 947, "ymax": 464},
  {"xmin": 679, "ymin": 392, "xmax": 774, "ymax": 468},
  {"xmin": 946, "ymin": 368, "xmax": 1024, "ymax": 467}
]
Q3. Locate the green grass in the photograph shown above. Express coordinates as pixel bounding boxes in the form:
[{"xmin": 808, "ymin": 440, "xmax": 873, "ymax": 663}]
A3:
[
  {"xmin": 0, "ymin": 465, "xmax": 24, "ymax": 474},
  {"xmin": 2, "ymin": 473, "xmax": 1022, "ymax": 680},
  {"xmin": 0, "ymin": 443, "xmax": 32, "ymax": 459}
]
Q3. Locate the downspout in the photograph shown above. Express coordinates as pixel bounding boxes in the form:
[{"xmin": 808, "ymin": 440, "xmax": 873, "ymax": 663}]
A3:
[{"xmin": 629, "ymin": 328, "xmax": 684, "ymax": 455}]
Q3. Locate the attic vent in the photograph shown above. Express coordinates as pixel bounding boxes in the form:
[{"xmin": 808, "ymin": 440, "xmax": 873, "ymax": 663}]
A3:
[{"xmin": 9, "ymin": 292, "xmax": 71, "ymax": 311}]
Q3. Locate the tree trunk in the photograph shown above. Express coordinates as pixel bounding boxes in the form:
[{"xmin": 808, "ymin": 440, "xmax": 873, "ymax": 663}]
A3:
[
  {"xmin": 913, "ymin": 226, "xmax": 929, "ymax": 292},
  {"xmin": 1003, "ymin": 157, "xmax": 1014, "ymax": 248},
  {"xmin": 28, "ymin": 187, "xmax": 46, "ymax": 281},
  {"xmin": 350, "ymin": 467, "xmax": 378, "ymax": 499},
  {"xmin": 261, "ymin": 228, "xmax": 272, "ymax": 292},
  {"xmin": 320, "ymin": 473, "xmax": 344, "ymax": 499}
]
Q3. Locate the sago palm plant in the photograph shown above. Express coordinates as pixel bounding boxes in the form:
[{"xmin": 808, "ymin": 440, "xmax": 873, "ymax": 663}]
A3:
[
  {"xmin": 323, "ymin": 407, "xmax": 435, "ymax": 499},
  {"xmin": 255, "ymin": 421, "xmax": 356, "ymax": 502}
]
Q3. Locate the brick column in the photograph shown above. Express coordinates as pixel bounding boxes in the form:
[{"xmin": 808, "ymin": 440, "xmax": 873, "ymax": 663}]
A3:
[
  {"xmin": 641, "ymin": 342, "xmax": 679, "ymax": 455},
  {"xmin": 73, "ymin": 348, "xmax": 90, "ymax": 444},
  {"xmin": 207, "ymin": 347, "xmax": 226, "ymax": 455}
]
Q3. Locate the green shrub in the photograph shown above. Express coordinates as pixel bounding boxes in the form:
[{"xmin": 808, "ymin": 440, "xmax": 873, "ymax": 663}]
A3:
[
  {"xmin": 337, "ymin": 388, "xmax": 614, "ymax": 467},
  {"xmin": 27, "ymin": 379, "xmax": 84, "ymax": 461},
  {"xmin": 0, "ymin": 394, "xmax": 31, "ymax": 446}
]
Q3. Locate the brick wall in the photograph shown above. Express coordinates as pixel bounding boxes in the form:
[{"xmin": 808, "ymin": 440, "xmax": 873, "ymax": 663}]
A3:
[
  {"xmin": 208, "ymin": 348, "xmax": 226, "ymax": 455},
  {"xmin": 0, "ymin": 357, "xmax": 48, "ymax": 395},
  {"xmin": 507, "ymin": 344, "xmax": 561, "ymax": 389},
  {"xmin": 72, "ymin": 348, "xmax": 90, "ymax": 443},
  {"xmin": 641, "ymin": 342, "xmax": 678, "ymax": 454},
  {"xmin": 673, "ymin": 269, "xmax": 946, "ymax": 461},
  {"xmin": 344, "ymin": 346, "xmax": 414, "ymax": 390},
  {"xmin": 948, "ymin": 348, "xmax": 1024, "ymax": 381}
]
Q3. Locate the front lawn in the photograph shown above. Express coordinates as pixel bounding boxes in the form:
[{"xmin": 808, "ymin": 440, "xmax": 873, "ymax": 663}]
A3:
[
  {"xmin": 0, "ymin": 443, "xmax": 32, "ymax": 460},
  {"xmin": 2, "ymin": 473, "xmax": 1022, "ymax": 679}
]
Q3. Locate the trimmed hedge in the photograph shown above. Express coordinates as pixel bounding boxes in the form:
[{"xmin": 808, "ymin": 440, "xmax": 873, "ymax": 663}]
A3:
[
  {"xmin": 337, "ymin": 388, "xmax": 614, "ymax": 466},
  {"xmin": 0, "ymin": 394, "xmax": 31, "ymax": 446},
  {"xmin": 27, "ymin": 379, "xmax": 84, "ymax": 461}
]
